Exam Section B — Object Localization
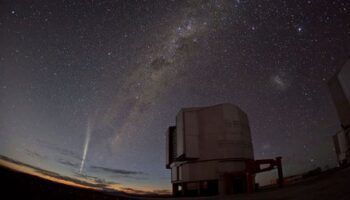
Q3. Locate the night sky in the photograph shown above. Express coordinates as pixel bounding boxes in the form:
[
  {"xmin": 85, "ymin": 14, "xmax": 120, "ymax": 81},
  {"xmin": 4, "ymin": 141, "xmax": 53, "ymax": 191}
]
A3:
[{"xmin": 1, "ymin": 0, "xmax": 350, "ymax": 194}]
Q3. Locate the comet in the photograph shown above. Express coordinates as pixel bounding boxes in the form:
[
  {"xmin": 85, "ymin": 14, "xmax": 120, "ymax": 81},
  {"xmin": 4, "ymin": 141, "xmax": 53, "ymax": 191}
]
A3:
[{"xmin": 79, "ymin": 119, "xmax": 92, "ymax": 173}]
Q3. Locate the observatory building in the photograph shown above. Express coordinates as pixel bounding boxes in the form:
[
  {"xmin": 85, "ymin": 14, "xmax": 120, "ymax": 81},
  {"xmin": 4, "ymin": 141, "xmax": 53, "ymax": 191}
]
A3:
[
  {"xmin": 166, "ymin": 103, "xmax": 283, "ymax": 196},
  {"xmin": 329, "ymin": 57, "xmax": 350, "ymax": 166}
]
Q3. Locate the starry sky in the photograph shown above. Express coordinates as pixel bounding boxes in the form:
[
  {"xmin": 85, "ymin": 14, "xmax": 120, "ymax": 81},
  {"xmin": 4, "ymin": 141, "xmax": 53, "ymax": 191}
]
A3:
[{"xmin": 1, "ymin": 0, "xmax": 350, "ymax": 194}]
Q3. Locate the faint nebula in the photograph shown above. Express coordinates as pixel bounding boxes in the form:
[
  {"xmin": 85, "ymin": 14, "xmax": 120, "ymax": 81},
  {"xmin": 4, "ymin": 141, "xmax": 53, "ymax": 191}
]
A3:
[{"xmin": 271, "ymin": 75, "xmax": 289, "ymax": 91}]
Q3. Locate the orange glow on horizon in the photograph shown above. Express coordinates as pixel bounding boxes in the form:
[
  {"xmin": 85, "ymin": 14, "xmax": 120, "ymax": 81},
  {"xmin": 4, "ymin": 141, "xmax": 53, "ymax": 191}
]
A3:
[
  {"xmin": 0, "ymin": 159, "xmax": 98, "ymax": 190},
  {"xmin": 0, "ymin": 158, "xmax": 171, "ymax": 196}
]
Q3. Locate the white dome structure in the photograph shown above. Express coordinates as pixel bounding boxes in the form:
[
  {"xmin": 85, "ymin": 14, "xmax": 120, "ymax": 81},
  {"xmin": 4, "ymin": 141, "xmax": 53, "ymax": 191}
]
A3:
[{"xmin": 166, "ymin": 103, "xmax": 256, "ymax": 196}]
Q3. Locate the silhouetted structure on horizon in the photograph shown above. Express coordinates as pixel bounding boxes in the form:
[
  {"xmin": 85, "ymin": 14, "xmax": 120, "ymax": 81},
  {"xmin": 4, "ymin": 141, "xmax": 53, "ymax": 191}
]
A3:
[
  {"xmin": 329, "ymin": 57, "xmax": 350, "ymax": 167},
  {"xmin": 166, "ymin": 103, "xmax": 283, "ymax": 197}
]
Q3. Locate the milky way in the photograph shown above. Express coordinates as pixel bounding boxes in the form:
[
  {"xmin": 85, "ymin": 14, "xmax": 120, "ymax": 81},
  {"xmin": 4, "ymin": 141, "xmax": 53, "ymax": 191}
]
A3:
[{"xmin": 0, "ymin": 0, "xmax": 350, "ymax": 193}]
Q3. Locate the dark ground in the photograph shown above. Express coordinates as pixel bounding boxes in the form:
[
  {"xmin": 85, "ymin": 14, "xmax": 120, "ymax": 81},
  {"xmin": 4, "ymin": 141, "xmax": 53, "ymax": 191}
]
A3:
[
  {"xmin": 0, "ymin": 165, "xmax": 156, "ymax": 200},
  {"xmin": 0, "ymin": 165, "xmax": 350, "ymax": 200},
  {"xmin": 220, "ymin": 166, "xmax": 350, "ymax": 200}
]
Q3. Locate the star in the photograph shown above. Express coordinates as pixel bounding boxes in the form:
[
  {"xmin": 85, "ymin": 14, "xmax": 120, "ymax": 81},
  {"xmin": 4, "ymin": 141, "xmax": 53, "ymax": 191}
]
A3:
[{"xmin": 297, "ymin": 27, "xmax": 303, "ymax": 32}]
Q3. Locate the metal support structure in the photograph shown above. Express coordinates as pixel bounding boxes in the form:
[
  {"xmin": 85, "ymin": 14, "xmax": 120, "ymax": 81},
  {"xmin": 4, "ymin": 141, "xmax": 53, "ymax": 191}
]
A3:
[
  {"xmin": 246, "ymin": 156, "xmax": 284, "ymax": 189},
  {"xmin": 171, "ymin": 157, "xmax": 284, "ymax": 196}
]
